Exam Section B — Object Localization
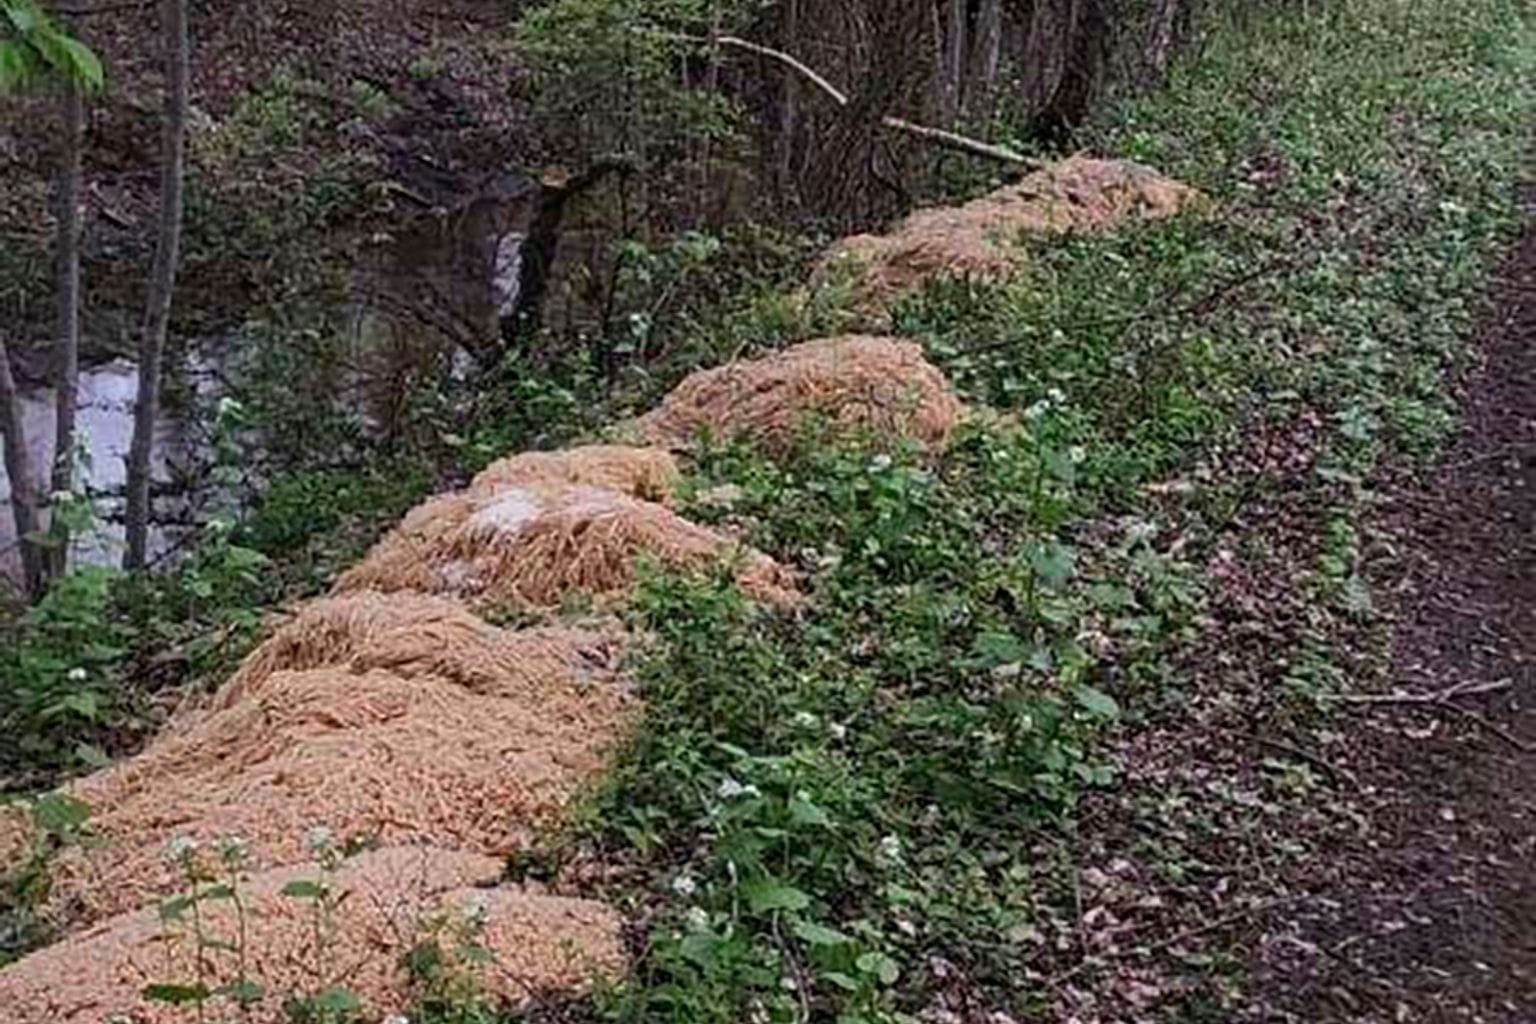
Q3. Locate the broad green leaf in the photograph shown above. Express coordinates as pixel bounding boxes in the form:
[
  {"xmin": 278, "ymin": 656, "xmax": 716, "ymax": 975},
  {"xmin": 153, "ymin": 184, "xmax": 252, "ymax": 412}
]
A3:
[
  {"xmin": 58, "ymin": 35, "xmax": 101, "ymax": 90},
  {"xmin": 3, "ymin": 1, "xmax": 39, "ymax": 35},
  {"xmin": 791, "ymin": 919, "xmax": 853, "ymax": 946},
  {"xmin": 216, "ymin": 980, "xmax": 265, "ymax": 1004},
  {"xmin": 31, "ymin": 792, "xmax": 91, "ymax": 833},
  {"xmin": 73, "ymin": 742, "xmax": 111, "ymax": 769},
  {"xmin": 788, "ymin": 797, "xmax": 831, "ymax": 829},
  {"xmin": 855, "ymin": 950, "xmax": 901, "ymax": 985},
  {"xmin": 0, "ymin": 39, "xmax": 37, "ymax": 91},
  {"xmin": 310, "ymin": 986, "xmax": 361, "ymax": 1013},
  {"xmin": 1073, "ymin": 684, "xmax": 1120, "ymax": 720},
  {"xmin": 142, "ymin": 982, "xmax": 210, "ymax": 1005},
  {"xmin": 741, "ymin": 877, "xmax": 810, "ymax": 914},
  {"xmin": 158, "ymin": 894, "xmax": 194, "ymax": 922},
  {"xmin": 279, "ymin": 879, "xmax": 325, "ymax": 900}
]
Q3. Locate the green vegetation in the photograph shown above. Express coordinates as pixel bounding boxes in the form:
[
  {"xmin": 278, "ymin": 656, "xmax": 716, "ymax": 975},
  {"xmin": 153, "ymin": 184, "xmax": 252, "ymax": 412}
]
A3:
[
  {"xmin": 2, "ymin": 0, "xmax": 1532, "ymax": 1020},
  {"xmin": 517, "ymin": 1, "xmax": 1535, "ymax": 1021}
]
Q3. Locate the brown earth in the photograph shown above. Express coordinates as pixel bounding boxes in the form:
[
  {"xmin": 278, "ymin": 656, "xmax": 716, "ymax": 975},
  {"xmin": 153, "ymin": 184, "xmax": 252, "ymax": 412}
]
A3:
[{"xmin": 1245, "ymin": 196, "xmax": 1536, "ymax": 1020}]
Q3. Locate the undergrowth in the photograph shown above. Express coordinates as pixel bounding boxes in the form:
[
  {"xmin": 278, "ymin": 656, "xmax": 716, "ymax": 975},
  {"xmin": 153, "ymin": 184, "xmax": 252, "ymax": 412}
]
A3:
[
  {"xmin": 522, "ymin": 1, "xmax": 1536, "ymax": 1021},
  {"xmin": 2, "ymin": 0, "xmax": 1532, "ymax": 1020}
]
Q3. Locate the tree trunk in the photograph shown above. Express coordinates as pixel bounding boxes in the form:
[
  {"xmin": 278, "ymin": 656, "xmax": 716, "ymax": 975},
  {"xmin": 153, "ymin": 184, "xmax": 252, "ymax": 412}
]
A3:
[
  {"xmin": 971, "ymin": 0, "xmax": 1002, "ymax": 116},
  {"xmin": 0, "ymin": 339, "xmax": 44, "ymax": 599},
  {"xmin": 936, "ymin": 0, "xmax": 964, "ymax": 124},
  {"xmin": 776, "ymin": 0, "xmax": 799, "ymax": 206},
  {"xmin": 46, "ymin": 76, "xmax": 84, "ymax": 580},
  {"xmin": 123, "ymin": 0, "xmax": 188, "ymax": 571}
]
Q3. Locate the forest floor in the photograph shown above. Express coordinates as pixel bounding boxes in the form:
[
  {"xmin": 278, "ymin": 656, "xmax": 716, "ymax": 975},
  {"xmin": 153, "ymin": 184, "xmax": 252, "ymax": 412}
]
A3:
[{"xmin": 1247, "ymin": 194, "xmax": 1536, "ymax": 1021}]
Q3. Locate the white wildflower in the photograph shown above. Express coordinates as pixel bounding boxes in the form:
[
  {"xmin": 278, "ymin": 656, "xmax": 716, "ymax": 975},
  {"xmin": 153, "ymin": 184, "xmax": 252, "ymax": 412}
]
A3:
[
  {"xmin": 828, "ymin": 722, "xmax": 848, "ymax": 741},
  {"xmin": 67, "ymin": 667, "xmax": 87, "ymax": 682},
  {"xmin": 382, "ymin": 1015, "xmax": 411, "ymax": 1024},
  {"xmin": 716, "ymin": 778, "xmax": 760, "ymax": 800},
  {"xmin": 303, "ymin": 825, "xmax": 334, "ymax": 853},
  {"xmin": 1047, "ymin": 387, "xmax": 1067, "ymax": 405},
  {"xmin": 1069, "ymin": 445, "xmax": 1087, "ymax": 464},
  {"xmin": 218, "ymin": 834, "xmax": 249, "ymax": 862},
  {"xmin": 869, "ymin": 454, "xmax": 893, "ymax": 472},
  {"xmin": 462, "ymin": 891, "xmax": 492, "ymax": 923},
  {"xmin": 685, "ymin": 906, "xmax": 710, "ymax": 932},
  {"xmin": 164, "ymin": 835, "xmax": 199, "ymax": 864},
  {"xmin": 671, "ymin": 874, "xmax": 697, "ymax": 898},
  {"xmin": 878, "ymin": 835, "xmax": 902, "ymax": 861},
  {"xmin": 792, "ymin": 711, "xmax": 818, "ymax": 729}
]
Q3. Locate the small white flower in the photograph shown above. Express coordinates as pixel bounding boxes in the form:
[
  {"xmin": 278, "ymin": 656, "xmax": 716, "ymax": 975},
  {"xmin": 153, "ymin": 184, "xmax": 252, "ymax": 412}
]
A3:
[
  {"xmin": 1069, "ymin": 446, "xmax": 1087, "ymax": 465},
  {"xmin": 164, "ymin": 835, "xmax": 200, "ymax": 863},
  {"xmin": 878, "ymin": 835, "xmax": 903, "ymax": 861},
  {"xmin": 780, "ymin": 975, "xmax": 799, "ymax": 992},
  {"xmin": 218, "ymin": 834, "xmax": 249, "ymax": 861},
  {"xmin": 829, "ymin": 722, "xmax": 848, "ymax": 741},
  {"xmin": 66, "ymin": 667, "xmax": 87, "ymax": 682},
  {"xmin": 684, "ymin": 906, "xmax": 710, "ymax": 932},
  {"xmin": 382, "ymin": 1015, "xmax": 411, "ymax": 1024},
  {"xmin": 869, "ymin": 454, "xmax": 893, "ymax": 472},
  {"xmin": 1047, "ymin": 387, "xmax": 1067, "ymax": 405},
  {"xmin": 303, "ymin": 826, "xmax": 334, "ymax": 853},
  {"xmin": 716, "ymin": 778, "xmax": 760, "ymax": 800},
  {"xmin": 672, "ymin": 874, "xmax": 697, "ymax": 897},
  {"xmin": 462, "ymin": 891, "xmax": 492, "ymax": 922},
  {"xmin": 792, "ymin": 711, "xmax": 818, "ymax": 729}
]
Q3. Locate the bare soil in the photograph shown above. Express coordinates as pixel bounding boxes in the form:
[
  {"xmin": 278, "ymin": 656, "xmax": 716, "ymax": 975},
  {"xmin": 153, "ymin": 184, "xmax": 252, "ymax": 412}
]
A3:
[{"xmin": 1251, "ymin": 196, "xmax": 1536, "ymax": 1021}]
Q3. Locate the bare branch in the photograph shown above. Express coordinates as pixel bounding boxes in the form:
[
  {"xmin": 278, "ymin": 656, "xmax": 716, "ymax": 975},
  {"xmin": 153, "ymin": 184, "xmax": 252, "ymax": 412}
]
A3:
[{"xmin": 671, "ymin": 33, "xmax": 1045, "ymax": 169}]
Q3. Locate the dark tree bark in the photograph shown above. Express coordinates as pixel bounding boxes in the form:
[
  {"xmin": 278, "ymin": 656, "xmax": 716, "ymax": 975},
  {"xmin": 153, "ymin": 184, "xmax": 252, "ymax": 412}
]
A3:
[
  {"xmin": 124, "ymin": 0, "xmax": 188, "ymax": 570},
  {"xmin": 969, "ymin": 0, "xmax": 1002, "ymax": 115},
  {"xmin": 1035, "ymin": 0, "xmax": 1109, "ymax": 144},
  {"xmin": 46, "ymin": 76, "xmax": 84, "ymax": 579},
  {"xmin": 0, "ymin": 339, "xmax": 44, "ymax": 598}
]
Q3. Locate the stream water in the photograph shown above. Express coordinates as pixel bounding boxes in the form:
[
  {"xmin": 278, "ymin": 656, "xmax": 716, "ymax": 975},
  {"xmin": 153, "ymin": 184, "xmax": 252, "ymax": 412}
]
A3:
[
  {"xmin": 0, "ymin": 357, "xmax": 217, "ymax": 590},
  {"xmin": 0, "ymin": 181, "xmax": 541, "ymax": 592}
]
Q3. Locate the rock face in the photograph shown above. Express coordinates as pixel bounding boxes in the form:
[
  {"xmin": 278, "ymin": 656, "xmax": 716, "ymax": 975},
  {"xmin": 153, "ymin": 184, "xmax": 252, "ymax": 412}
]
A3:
[{"xmin": 814, "ymin": 156, "xmax": 1205, "ymax": 318}]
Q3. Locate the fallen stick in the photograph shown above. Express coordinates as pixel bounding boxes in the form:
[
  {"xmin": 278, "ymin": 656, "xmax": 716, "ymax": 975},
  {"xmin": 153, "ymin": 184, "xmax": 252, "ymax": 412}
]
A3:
[{"xmin": 1327, "ymin": 679, "xmax": 1511, "ymax": 705}]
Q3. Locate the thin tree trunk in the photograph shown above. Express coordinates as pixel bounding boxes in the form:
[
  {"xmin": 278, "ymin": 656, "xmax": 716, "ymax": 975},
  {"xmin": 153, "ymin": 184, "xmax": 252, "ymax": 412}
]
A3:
[
  {"xmin": 971, "ymin": 0, "xmax": 1002, "ymax": 116},
  {"xmin": 0, "ymin": 339, "xmax": 44, "ymax": 599},
  {"xmin": 47, "ymin": 76, "xmax": 84, "ymax": 579},
  {"xmin": 123, "ymin": 0, "xmax": 187, "ymax": 571},
  {"xmin": 942, "ymin": 0, "xmax": 964, "ymax": 122},
  {"xmin": 776, "ymin": 0, "xmax": 799, "ymax": 206}
]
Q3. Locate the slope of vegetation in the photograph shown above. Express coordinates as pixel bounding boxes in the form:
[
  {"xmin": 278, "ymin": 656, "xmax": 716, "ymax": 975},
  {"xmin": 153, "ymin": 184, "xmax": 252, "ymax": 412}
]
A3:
[
  {"xmin": 518, "ymin": 2, "xmax": 1535, "ymax": 1021},
  {"xmin": 2, "ymin": 0, "xmax": 1532, "ymax": 1020}
]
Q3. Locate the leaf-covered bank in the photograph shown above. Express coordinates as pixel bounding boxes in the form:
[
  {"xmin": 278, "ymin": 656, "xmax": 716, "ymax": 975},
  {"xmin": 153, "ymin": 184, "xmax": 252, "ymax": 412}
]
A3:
[{"xmin": 526, "ymin": 2, "xmax": 1536, "ymax": 1022}]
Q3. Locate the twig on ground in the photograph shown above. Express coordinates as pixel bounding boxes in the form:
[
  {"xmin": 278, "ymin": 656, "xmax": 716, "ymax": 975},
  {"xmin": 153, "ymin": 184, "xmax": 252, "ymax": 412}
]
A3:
[
  {"xmin": 1329, "ymin": 679, "xmax": 1531, "ymax": 752},
  {"xmin": 1441, "ymin": 703, "xmax": 1535, "ymax": 753},
  {"xmin": 1245, "ymin": 732, "xmax": 1359, "ymax": 789},
  {"xmin": 1328, "ymin": 679, "xmax": 1511, "ymax": 705}
]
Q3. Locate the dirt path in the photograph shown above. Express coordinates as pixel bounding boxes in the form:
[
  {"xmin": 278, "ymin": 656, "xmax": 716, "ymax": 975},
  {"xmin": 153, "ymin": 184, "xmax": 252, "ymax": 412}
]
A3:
[{"xmin": 1254, "ymin": 197, "xmax": 1536, "ymax": 1021}]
